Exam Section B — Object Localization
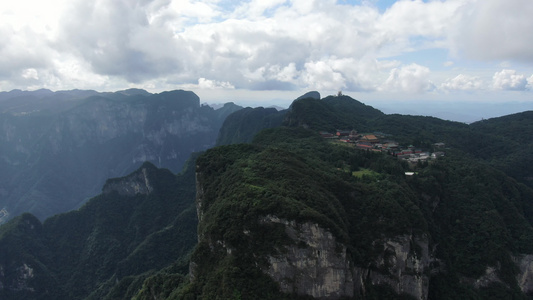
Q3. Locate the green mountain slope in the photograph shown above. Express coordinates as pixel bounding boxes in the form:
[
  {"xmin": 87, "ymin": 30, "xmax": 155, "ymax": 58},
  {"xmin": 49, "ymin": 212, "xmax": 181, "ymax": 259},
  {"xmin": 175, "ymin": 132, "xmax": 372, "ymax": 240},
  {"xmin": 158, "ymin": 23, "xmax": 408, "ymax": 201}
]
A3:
[
  {"xmin": 283, "ymin": 95, "xmax": 533, "ymax": 188},
  {"xmin": 0, "ymin": 160, "xmax": 198, "ymax": 299},
  {"xmin": 216, "ymin": 106, "xmax": 286, "ymax": 146},
  {"xmin": 184, "ymin": 126, "xmax": 533, "ymax": 299},
  {"xmin": 284, "ymin": 95, "xmax": 383, "ymax": 132},
  {"xmin": 180, "ymin": 94, "xmax": 533, "ymax": 299},
  {"xmin": 468, "ymin": 111, "xmax": 533, "ymax": 188}
]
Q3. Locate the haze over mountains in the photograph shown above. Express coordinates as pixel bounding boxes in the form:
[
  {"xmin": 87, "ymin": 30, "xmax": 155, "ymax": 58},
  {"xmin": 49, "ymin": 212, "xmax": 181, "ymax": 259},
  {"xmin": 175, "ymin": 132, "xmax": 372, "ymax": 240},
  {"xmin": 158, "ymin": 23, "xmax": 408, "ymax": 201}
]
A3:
[
  {"xmin": 0, "ymin": 89, "xmax": 532, "ymax": 299},
  {"xmin": 0, "ymin": 89, "xmax": 241, "ymax": 222}
]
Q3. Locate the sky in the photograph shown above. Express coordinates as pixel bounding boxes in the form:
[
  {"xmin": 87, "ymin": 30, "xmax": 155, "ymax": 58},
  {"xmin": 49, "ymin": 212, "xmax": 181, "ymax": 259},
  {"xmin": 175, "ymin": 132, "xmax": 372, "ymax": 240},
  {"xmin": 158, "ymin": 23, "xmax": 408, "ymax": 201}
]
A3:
[{"xmin": 1, "ymin": 0, "xmax": 532, "ymax": 121}]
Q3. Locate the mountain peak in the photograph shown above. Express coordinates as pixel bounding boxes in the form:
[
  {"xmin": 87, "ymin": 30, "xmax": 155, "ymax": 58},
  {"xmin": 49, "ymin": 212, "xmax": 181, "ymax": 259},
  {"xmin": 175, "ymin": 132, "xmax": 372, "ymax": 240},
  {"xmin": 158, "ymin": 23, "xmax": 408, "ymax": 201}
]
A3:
[
  {"xmin": 115, "ymin": 88, "xmax": 151, "ymax": 96},
  {"xmin": 102, "ymin": 162, "xmax": 157, "ymax": 196},
  {"xmin": 296, "ymin": 91, "xmax": 320, "ymax": 100}
]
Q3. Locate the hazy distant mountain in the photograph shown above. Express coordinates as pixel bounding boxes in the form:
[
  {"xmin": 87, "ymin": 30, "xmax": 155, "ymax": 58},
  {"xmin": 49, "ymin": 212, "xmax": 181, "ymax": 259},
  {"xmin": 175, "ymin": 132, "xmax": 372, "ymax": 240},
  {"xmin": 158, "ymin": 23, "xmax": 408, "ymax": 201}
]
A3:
[
  {"xmin": 373, "ymin": 100, "xmax": 533, "ymax": 124},
  {"xmin": 0, "ymin": 89, "xmax": 242, "ymax": 222}
]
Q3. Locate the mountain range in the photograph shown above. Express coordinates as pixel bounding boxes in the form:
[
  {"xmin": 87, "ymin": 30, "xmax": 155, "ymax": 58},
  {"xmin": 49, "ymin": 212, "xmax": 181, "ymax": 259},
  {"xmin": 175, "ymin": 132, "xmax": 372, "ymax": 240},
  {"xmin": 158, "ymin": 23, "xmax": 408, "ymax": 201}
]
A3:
[
  {"xmin": 0, "ymin": 89, "xmax": 241, "ymax": 222},
  {"xmin": 0, "ymin": 91, "xmax": 532, "ymax": 299}
]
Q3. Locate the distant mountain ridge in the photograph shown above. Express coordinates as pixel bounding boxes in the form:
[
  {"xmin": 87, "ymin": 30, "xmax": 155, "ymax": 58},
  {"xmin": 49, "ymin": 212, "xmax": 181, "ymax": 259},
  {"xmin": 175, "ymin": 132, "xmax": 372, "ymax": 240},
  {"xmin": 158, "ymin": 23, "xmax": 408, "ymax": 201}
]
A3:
[{"xmin": 0, "ymin": 89, "xmax": 242, "ymax": 222}]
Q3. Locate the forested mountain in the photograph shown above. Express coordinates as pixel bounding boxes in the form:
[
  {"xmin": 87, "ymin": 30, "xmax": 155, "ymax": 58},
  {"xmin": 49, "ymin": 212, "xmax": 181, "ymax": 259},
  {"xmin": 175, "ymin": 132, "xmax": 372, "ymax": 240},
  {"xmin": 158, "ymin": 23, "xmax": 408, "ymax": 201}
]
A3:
[
  {"xmin": 185, "ymin": 94, "xmax": 533, "ymax": 299},
  {"xmin": 216, "ymin": 106, "xmax": 286, "ymax": 146},
  {"xmin": 0, "ymin": 92, "xmax": 532, "ymax": 299},
  {"xmin": 0, "ymin": 89, "xmax": 242, "ymax": 222},
  {"xmin": 468, "ymin": 112, "xmax": 533, "ymax": 189},
  {"xmin": 220, "ymin": 94, "xmax": 533, "ymax": 189},
  {"xmin": 284, "ymin": 94, "xmax": 383, "ymax": 131},
  {"xmin": 0, "ymin": 160, "xmax": 198, "ymax": 299},
  {"xmin": 185, "ymin": 127, "xmax": 533, "ymax": 299}
]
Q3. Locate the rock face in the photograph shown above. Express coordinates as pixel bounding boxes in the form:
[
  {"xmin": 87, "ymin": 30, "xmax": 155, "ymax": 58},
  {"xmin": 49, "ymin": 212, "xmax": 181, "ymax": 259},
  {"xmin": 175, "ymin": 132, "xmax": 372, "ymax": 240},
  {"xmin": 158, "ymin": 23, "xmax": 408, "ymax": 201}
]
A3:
[
  {"xmin": 0, "ymin": 263, "xmax": 35, "ymax": 293},
  {"xmin": 261, "ymin": 215, "xmax": 354, "ymax": 299},
  {"xmin": 260, "ymin": 216, "xmax": 429, "ymax": 300},
  {"xmin": 194, "ymin": 171, "xmax": 206, "ymax": 225},
  {"xmin": 514, "ymin": 254, "xmax": 533, "ymax": 294},
  {"xmin": 102, "ymin": 163, "xmax": 154, "ymax": 196},
  {"xmin": 355, "ymin": 234, "xmax": 430, "ymax": 300}
]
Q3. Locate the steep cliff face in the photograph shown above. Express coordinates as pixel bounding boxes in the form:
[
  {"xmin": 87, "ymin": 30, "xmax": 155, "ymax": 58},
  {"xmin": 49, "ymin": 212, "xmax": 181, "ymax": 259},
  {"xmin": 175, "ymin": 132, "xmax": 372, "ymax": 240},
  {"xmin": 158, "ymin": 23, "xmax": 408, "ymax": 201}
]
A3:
[
  {"xmin": 355, "ymin": 234, "xmax": 430, "ymax": 300},
  {"xmin": 261, "ymin": 215, "xmax": 355, "ymax": 299},
  {"xmin": 514, "ymin": 255, "xmax": 533, "ymax": 294},
  {"xmin": 191, "ymin": 199, "xmax": 429, "ymax": 299},
  {"xmin": 259, "ymin": 216, "xmax": 429, "ymax": 300},
  {"xmin": 102, "ymin": 163, "xmax": 154, "ymax": 196},
  {"xmin": 0, "ymin": 89, "xmax": 241, "ymax": 222}
]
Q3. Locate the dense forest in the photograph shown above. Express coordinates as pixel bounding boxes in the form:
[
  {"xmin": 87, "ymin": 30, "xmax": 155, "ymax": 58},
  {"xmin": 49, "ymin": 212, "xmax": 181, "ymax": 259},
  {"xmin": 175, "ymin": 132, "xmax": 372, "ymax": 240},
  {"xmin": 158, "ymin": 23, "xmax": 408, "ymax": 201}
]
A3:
[
  {"xmin": 284, "ymin": 95, "xmax": 533, "ymax": 189},
  {"xmin": 183, "ymin": 126, "xmax": 533, "ymax": 299},
  {"xmin": 0, "ymin": 93, "xmax": 532, "ymax": 299},
  {"xmin": 0, "ymin": 160, "xmax": 198, "ymax": 299}
]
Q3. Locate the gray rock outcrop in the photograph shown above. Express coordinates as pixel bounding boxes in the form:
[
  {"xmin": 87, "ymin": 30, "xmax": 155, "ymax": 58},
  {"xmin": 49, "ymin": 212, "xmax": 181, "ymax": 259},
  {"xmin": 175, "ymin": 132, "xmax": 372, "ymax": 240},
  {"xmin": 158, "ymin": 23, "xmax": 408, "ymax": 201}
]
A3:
[
  {"xmin": 102, "ymin": 164, "xmax": 154, "ymax": 196},
  {"xmin": 261, "ymin": 215, "xmax": 354, "ymax": 299},
  {"xmin": 260, "ymin": 216, "xmax": 430, "ymax": 300},
  {"xmin": 514, "ymin": 254, "xmax": 533, "ymax": 294}
]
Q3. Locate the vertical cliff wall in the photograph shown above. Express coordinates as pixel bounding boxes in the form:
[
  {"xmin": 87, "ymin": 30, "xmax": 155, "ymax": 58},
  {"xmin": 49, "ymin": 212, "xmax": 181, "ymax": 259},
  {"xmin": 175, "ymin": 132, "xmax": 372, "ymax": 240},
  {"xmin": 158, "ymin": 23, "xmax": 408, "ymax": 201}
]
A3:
[
  {"xmin": 261, "ymin": 215, "xmax": 355, "ymax": 299},
  {"xmin": 0, "ymin": 89, "xmax": 241, "ymax": 222}
]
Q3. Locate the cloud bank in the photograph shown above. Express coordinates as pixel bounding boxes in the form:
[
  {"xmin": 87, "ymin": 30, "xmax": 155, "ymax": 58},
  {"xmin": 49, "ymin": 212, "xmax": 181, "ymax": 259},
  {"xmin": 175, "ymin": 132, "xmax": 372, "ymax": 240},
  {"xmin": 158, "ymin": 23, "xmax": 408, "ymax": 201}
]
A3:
[{"xmin": 0, "ymin": 0, "xmax": 532, "ymax": 101}]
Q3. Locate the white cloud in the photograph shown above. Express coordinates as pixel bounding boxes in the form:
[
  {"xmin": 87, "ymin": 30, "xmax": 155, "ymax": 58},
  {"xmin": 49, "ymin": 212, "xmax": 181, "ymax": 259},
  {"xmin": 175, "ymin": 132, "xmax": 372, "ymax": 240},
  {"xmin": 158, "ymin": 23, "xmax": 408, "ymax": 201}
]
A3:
[
  {"xmin": 381, "ymin": 0, "xmax": 462, "ymax": 37},
  {"xmin": 381, "ymin": 63, "xmax": 434, "ymax": 93},
  {"xmin": 274, "ymin": 63, "xmax": 299, "ymax": 83},
  {"xmin": 232, "ymin": 0, "xmax": 288, "ymax": 19},
  {"xmin": 492, "ymin": 69, "xmax": 528, "ymax": 91},
  {"xmin": 443, "ymin": 61, "xmax": 454, "ymax": 67},
  {"xmin": 375, "ymin": 0, "xmax": 464, "ymax": 57},
  {"xmin": 441, "ymin": 74, "xmax": 483, "ymax": 91},
  {"xmin": 21, "ymin": 68, "xmax": 39, "ymax": 80},
  {"xmin": 0, "ymin": 0, "xmax": 68, "ymax": 36},
  {"xmin": 55, "ymin": 0, "xmax": 188, "ymax": 83},
  {"xmin": 198, "ymin": 78, "xmax": 235, "ymax": 89},
  {"xmin": 528, "ymin": 75, "xmax": 533, "ymax": 89},
  {"xmin": 303, "ymin": 60, "xmax": 346, "ymax": 91},
  {"xmin": 0, "ymin": 0, "xmax": 532, "ymax": 101},
  {"xmin": 450, "ymin": 0, "xmax": 533, "ymax": 62}
]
